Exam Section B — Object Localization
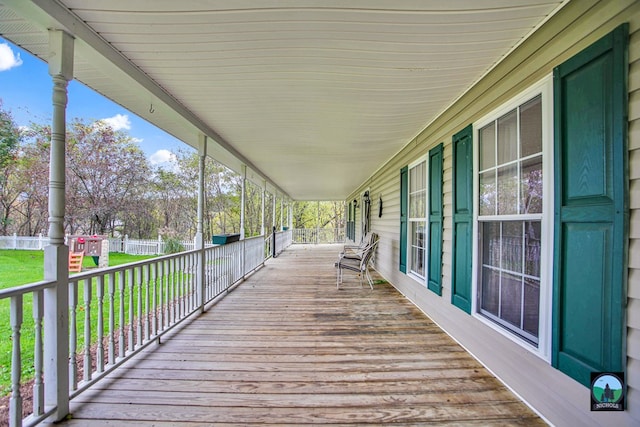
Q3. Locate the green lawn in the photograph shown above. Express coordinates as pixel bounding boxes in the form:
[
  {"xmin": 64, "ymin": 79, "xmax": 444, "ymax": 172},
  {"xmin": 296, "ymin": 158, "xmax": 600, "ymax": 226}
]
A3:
[
  {"xmin": 0, "ymin": 250, "xmax": 157, "ymax": 288},
  {"xmin": 0, "ymin": 249, "xmax": 158, "ymax": 396}
]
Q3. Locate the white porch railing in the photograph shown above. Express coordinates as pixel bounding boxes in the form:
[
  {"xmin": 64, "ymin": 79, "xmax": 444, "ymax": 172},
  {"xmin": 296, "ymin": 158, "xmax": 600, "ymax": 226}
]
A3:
[
  {"xmin": 0, "ymin": 231, "xmax": 292, "ymax": 427},
  {"xmin": 291, "ymin": 228, "xmax": 345, "ymax": 244}
]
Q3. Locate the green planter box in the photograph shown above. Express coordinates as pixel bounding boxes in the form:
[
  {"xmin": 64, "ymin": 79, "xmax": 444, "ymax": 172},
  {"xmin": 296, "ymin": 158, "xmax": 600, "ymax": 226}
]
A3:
[{"xmin": 212, "ymin": 233, "xmax": 241, "ymax": 245}]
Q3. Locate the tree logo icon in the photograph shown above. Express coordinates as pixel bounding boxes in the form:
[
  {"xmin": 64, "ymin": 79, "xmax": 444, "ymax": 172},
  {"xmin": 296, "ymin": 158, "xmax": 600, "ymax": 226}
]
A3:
[{"xmin": 591, "ymin": 372, "xmax": 624, "ymax": 411}]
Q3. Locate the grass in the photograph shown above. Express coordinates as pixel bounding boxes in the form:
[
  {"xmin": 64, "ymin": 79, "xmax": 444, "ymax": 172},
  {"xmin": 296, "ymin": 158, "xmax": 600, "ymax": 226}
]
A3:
[{"xmin": 0, "ymin": 249, "xmax": 158, "ymax": 396}]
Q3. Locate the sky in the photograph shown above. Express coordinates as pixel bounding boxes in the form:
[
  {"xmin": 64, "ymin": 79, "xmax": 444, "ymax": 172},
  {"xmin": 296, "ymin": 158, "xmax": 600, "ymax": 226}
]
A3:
[{"xmin": 0, "ymin": 37, "xmax": 192, "ymax": 169}]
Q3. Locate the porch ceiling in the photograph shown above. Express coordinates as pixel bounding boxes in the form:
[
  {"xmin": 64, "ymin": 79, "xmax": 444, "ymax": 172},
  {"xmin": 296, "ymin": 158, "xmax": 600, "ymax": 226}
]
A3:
[{"xmin": 0, "ymin": 0, "xmax": 565, "ymax": 200}]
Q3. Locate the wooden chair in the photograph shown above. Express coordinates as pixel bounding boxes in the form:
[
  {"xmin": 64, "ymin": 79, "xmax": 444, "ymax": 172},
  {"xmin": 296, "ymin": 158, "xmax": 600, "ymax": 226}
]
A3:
[{"xmin": 336, "ymin": 239, "xmax": 379, "ymax": 289}]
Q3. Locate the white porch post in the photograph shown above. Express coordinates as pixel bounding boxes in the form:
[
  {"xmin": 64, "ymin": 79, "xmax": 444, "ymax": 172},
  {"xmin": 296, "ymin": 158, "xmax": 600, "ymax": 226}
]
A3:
[
  {"xmin": 260, "ymin": 181, "xmax": 266, "ymax": 236},
  {"xmin": 196, "ymin": 134, "xmax": 206, "ymax": 313},
  {"xmin": 272, "ymin": 193, "xmax": 277, "ymax": 232},
  {"xmin": 240, "ymin": 165, "xmax": 246, "ymax": 240},
  {"xmin": 43, "ymin": 29, "xmax": 73, "ymax": 421},
  {"xmin": 280, "ymin": 198, "xmax": 284, "ymax": 231},
  {"xmin": 316, "ymin": 201, "xmax": 320, "ymax": 244}
]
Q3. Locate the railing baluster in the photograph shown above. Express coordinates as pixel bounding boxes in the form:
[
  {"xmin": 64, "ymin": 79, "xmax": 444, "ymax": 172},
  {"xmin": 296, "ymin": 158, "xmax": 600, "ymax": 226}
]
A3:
[
  {"xmin": 137, "ymin": 266, "xmax": 143, "ymax": 347},
  {"xmin": 178, "ymin": 255, "xmax": 184, "ymax": 317},
  {"xmin": 184, "ymin": 254, "xmax": 190, "ymax": 311},
  {"xmin": 192, "ymin": 253, "xmax": 197, "ymax": 309},
  {"xmin": 33, "ymin": 290, "xmax": 44, "ymax": 417},
  {"xmin": 128, "ymin": 268, "xmax": 134, "ymax": 351},
  {"xmin": 68, "ymin": 280, "xmax": 78, "ymax": 391},
  {"xmin": 118, "ymin": 271, "xmax": 125, "ymax": 359},
  {"xmin": 144, "ymin": 264, "xmax": 150, "ymax": 341},
  {"xmin": 158, "ymin": 261, "xmax": 164, "ymax": 332},
  {"xmin": 151, "ymin": 262, "xmax": 157, "ymax": 337},
  {"xmin": 83, "ymin": 278, "xmax": 92, "ymax": 382},
  {"xmin": 96, "ymin": 275, "xmax": 105, "ymax": 373},
  {"xmin": 162, "ymin": 260, "xmax": 171, "ymax": 331},
  {"xmin": 169, "ymin": 257, "xmax": 175, "ymax": 324},
  {"xmin": 108, "ymin": 272, "xmax": 116, "ymax": 365},
  {"xmin": 9, "ymin": 295, "xmax": 23, "ymax": 427}
]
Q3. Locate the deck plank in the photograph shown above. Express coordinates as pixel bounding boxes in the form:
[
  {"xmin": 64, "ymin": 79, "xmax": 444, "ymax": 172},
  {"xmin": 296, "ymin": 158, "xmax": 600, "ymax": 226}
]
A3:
[{"xmin": 46, "ymin": 244, "xmax": 546, "ymax": 426}]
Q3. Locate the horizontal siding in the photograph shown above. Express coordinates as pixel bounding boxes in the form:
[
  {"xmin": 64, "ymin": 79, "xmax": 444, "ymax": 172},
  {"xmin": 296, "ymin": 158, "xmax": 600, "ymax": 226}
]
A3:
[
  {"xmin": 348, "ymin": 1, "xmax": 640, "ymax": 425},
  {"xmin": 627, "ymin": 4, "xmax": 640, "ymax": 421}
]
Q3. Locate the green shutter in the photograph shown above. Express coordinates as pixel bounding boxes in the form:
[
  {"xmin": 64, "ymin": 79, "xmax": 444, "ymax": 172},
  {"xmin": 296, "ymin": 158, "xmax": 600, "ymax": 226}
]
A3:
[
  {"xmin": 428, "ymin": 143, "xmax": 444, "ymax": 295},
  {"xmin": 399, "ymin": 166, "xmax": 408, "ymax": 273},
  {"xmin": 451, "ymin": 125, "xmax": 473, "ymax": 313},
  {"xmin": 552, "ymin": 24, "xmax": 628, "ymax": 386}
]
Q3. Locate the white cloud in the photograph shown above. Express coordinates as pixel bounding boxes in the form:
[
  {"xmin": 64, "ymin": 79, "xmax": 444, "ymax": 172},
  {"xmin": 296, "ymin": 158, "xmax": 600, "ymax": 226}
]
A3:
[
  {"xmin": 101, "ymin": 114, "xmax": 131, "ymax": 131},
  {"xmin": 0, "ymin": 43, "xmax": 23, "ymax": 71},
  {"xmin": 149, "ymin": 149, "xmax": 177, "ymax": 167}
]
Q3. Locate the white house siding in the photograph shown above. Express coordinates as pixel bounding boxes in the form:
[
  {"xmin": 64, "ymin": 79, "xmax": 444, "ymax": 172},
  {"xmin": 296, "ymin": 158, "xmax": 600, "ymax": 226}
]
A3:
[{"xmin": 347, "ymin": 1, "xmax": 640, "ymax": 425}]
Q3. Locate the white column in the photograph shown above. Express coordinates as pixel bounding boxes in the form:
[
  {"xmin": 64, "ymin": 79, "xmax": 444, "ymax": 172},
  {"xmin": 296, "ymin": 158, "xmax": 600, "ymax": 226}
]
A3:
[
  {"xmin": 43, "ymin": 29, "xmax": 73, "ymax": 421},
  {"xmin": 272, "ymin": 192, "xmax": 277, "ymax": 233},
  {"xmin": 196, "ymin": 134, "xmax": 206, "ymax": 313},
  {"xmin": 316, "ymin": 201, "xmax": 320, "ymax": 244},
  {"xmin": 280, "ymin": 198, "xmax": 284, "ymax": 231},
  {"xmin": 288, "ymin": 201, "xmax": 293, "ymax": 230},
  {"xmin": 240, "ymin": 165, "xmax": 246, "ymax": 240},
  {"xmin": 260, "ymin": 181, "xmax": 266, "ymax": 236}
]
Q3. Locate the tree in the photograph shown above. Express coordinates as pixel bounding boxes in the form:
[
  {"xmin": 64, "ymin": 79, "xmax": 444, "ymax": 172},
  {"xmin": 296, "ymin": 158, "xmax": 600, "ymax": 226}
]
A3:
[
  {"xmin": 65, "ymin": 120, "xmax": 150, "ymax": 234},
  {"xmin": 12, "ymin": 136, "xmax": 49, "ymax": 235},
  {"xmin": 0, "ymin": 103, "xmax": 23, "ymax": 235}
]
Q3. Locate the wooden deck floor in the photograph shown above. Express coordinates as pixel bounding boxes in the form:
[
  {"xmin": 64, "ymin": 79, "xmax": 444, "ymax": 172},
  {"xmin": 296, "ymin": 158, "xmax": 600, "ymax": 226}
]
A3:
[{"xmin": 47, "ymin": 244, "xmax": 545, "ymax": 426}]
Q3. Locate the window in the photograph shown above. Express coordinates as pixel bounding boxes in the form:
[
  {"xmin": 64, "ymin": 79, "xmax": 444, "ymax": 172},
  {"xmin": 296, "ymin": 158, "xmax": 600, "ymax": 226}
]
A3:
[
  {"xmin": 474, "ymin": 79, "xmax": 551, "ymax": 351},
  {"xmin": 408, "ymin": 159, "xmax": 427, "ymax": 279}
]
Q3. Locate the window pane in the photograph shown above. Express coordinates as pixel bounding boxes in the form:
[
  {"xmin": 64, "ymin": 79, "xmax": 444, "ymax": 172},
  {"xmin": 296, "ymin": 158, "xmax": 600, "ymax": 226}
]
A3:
[
  {"xmin": 479, "ymin": 171, "xmax": 496, "ymax": 216},
  {"xmin": 410, "ymin": 165, "xmax": 417, "ymax": 191},
  {"xmin": 500, "ymin": 272, "xmax": 522, "ymax": 328},
  {"xmin": 497, "ymin": 110, "xmax": 517, "ymax": 164},
  {"xmin": 520, "ymin": 155, "xmax": 543, "ymax": 214},
  {"xmin": 520, "ymin": 95, "xmax": 542, "ymax": 158},
  {"xmin": 409, "ymin": 192, "xmax": 425, "ymax": 218},
  {"xmin": 409, "ymin": 162, "xmax": 426, "ymax": 218},
  {"xmin": 523, "ymin": 278, "xmax": 540, "ymax": 337},
  {"xmin": 481, "ymin": 267, "xmax": 499, "ymax": 316},
  {"xmin": 479, "ymin": 123, "xmax": 495, "ymax": 170},
  {"xmin": 410, "ymin": 222, "xmax": 425, "ymax": 276},
  {"xmin": 481, "ymin": 222, "xmax": 500, "ymax": 268},
  {"xmin": 502, "ymin": 222, "xmax": 522, "ymax": 273},
  {"xmin": 497, "ymin": 164, "xmax": 518, "ymax": 215},
  {"xmin": 524, "ymin": 221, "xmax": 541, "ymax": 277}
]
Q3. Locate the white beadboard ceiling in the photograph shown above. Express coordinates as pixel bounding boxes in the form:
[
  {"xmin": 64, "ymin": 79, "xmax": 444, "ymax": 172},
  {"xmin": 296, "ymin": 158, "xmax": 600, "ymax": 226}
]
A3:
[{"xmin": 0, "ymin": 0, "xmax": 566, "ymax": 200}]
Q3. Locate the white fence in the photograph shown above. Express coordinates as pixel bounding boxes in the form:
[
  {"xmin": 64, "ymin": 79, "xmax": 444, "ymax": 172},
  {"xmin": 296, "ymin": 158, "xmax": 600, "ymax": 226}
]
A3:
[
  {"xmin": 2, "ymin": 229, "xmax": 344, "ymax": 255},
  {"xmin": 0, "ymin": 234, "xmax": 203, "ymax": 256}
]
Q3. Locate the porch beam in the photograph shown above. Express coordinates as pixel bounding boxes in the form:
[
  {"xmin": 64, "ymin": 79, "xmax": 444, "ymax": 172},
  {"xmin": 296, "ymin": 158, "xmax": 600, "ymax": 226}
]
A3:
[{"xmin": 43, "ymin": 29, "xmax": 73, "ymax": 421}]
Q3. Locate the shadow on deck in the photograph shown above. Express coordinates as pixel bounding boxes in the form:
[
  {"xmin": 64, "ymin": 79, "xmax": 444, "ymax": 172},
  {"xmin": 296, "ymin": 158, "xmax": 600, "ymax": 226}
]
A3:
[{"xmin": 45, "ymin": 244, "xmax": 545, "ymax": 426}]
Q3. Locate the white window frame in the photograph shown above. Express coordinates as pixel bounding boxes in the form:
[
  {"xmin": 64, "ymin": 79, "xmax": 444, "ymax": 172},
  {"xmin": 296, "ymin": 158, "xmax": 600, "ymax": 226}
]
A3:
[
  {"xmin": 471, "ymin": 75, "xmax": 554, "ymax": 362},
  {"xmin": 407, "ymin": 155, "xmax": 428, "ymax": 284}
]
